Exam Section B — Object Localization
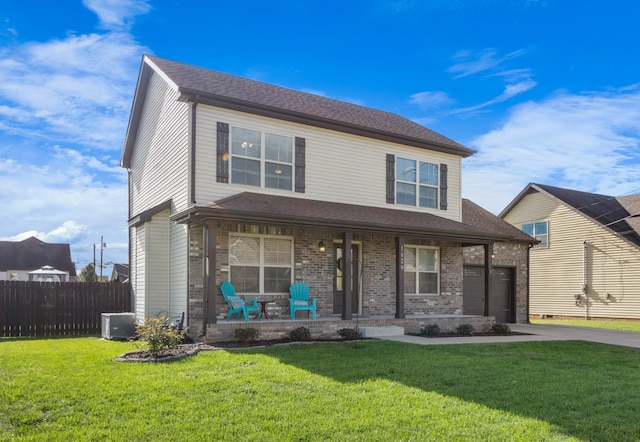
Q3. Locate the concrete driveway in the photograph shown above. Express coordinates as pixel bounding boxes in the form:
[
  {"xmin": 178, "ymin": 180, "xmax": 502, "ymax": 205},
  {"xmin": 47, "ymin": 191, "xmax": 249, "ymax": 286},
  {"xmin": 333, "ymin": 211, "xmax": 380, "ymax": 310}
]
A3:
[{"xmin": 382, "ymin": 323, "xmax": 640, "ymax": 349}]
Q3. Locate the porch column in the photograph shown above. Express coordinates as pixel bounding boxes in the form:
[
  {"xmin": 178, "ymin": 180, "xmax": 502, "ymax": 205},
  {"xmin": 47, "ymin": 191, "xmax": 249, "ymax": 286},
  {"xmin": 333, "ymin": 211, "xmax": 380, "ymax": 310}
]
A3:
[
  {"xmin": 203, "ymin": 221, "xmax": 217, "ymax": 327},
  {"xmin": 483, "ymin": 243, "xmax": 493, "ymax": 317},
  {"xmin": 395, "ymin": 236, "xmax": 405, "ymax": 319},
  {"xmin": 342, "ymin": 231, "xmax": 353, "ymax": 320}
]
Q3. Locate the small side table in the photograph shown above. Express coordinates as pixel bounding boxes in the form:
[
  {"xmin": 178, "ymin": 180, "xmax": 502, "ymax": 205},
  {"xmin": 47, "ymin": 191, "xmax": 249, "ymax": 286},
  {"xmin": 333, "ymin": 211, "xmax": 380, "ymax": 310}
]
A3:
[{"xmin": 257, "ymin": 300, "xmax": 274, "ymax": 320}]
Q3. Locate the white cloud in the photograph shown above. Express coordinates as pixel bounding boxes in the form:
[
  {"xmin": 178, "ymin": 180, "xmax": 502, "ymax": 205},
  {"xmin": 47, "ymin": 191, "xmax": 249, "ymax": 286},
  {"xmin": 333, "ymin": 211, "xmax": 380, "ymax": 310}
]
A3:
[
  {"xmin": 0, "ymin": 31, "xmax": 148, "ymax": 150},
  {"xmin": 448, "ymin": 48, "xmax": 525, "ymax": 79},
  {"xmin": 82, "ymin": 0, "xmax": 152, "ymax": 31},
  {"xmin": 4, "ymin": 221, "xmax": 87, "ymax": 243},
  {"xmin": 451, "ymin": 79, "xmax": 538, "ymax": 114},
  {"xmin": 463, "ymin": 88, "xmax": 640, "ymax": 213},
  {"xmin": 0, "ymin": 0, "xmax": 150, "ymax": 270},
  {"xmin": 409, "ymin": 91, "xmax": 454, "ymax": 110}
]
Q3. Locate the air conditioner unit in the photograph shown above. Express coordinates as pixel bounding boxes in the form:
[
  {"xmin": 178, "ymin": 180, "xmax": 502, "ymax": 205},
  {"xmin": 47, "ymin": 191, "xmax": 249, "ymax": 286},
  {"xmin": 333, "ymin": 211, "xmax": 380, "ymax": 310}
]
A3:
[{"xmin": 102, "ymin": 313, "xmax": 136, "ymax": 340}]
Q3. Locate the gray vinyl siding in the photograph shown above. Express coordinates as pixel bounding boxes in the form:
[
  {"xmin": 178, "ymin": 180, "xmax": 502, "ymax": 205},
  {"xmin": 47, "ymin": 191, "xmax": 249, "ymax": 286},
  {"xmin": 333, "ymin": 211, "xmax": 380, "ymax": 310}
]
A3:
[
  {"xmin": 145, "ymin": 210, "xmax": 170, "ymax": 318},
  {"xmin": 133, "ymin": 224, "xmax": 145, "ymax": 320},
  {"xmin": 504, "ymin": 191, "xmax": 640, "ymax": 319},
  {"xmin": 128, "ymin": 72, "xmax": 190, "ymax": 321},
  {"xmin": 194, "ymin": 105, "xmax": 463, "ymax": 222},
  {"xmin": 129, "ymin": 72, "xmax": 190, "ymax": 216}
]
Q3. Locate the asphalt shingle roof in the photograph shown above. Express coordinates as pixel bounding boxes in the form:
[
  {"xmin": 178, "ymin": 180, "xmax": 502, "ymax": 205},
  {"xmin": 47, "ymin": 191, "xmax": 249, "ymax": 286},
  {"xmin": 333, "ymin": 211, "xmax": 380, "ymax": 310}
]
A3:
[
  {"xmin": 144, "ymin": 55, "xmax": 474, "ymax": 157},
  {"xmin": 174, "ymin": 192, "xmax": 533, "ymax": 244},
  {"xmin": 0, "ymin": 237, "xmax": 77, "ymax": 276}
]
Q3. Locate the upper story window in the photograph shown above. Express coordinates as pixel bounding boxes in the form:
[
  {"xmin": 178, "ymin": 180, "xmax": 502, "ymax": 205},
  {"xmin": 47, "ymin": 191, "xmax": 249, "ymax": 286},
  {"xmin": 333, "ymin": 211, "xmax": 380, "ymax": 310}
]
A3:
[
  {"xmin": 230, "ymin": 126, "xmax": 293, "ymax": 190},
  {"xmin": 404, "ymin": 246, "xmax": 439, "ymax": 295},
  {"xmin": 522, "ymin": 221, "xmax": 548, "ymax": 248},
  {"xmin": 395, "ymin": 157, "xmax": 439, "ymax": 209}
]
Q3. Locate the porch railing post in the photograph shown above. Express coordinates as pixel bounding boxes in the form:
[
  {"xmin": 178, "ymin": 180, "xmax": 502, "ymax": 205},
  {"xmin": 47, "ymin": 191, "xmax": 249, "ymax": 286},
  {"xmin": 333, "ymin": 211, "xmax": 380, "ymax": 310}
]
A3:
[
  {"xmin": 204, "ymin": 222, "xmax": 217, "ymax": 327},
  {"xmin": 395, "ymin": 236, "xmax": 405, "ymax": 319},
  {"xmin": 342, "ymin": 231, "xmax": 352, "ymax": 320},
  {"xmin": 484, "ymin": 242, "xmax": 493, "ymax": 317}
]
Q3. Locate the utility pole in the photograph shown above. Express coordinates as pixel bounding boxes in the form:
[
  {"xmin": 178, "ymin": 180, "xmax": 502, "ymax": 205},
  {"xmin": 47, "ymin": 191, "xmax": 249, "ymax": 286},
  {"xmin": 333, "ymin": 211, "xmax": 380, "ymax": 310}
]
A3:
[{"xmin": 100, "ymin": 236, "xmax": 106, "ymax": 281}]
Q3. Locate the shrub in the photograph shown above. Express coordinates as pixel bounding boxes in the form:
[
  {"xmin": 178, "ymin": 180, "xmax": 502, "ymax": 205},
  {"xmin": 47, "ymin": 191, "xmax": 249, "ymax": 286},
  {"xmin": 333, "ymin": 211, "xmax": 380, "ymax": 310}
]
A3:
[
  {"xmin": 289, "ymin": 326, "xmax": 311, "ymax": 341},
  {"xmin": 135, "ymin": 317, "xmax": 185, "ymax": 356},
  {"xmin": 419, "ymin": 324, "xmax": 441, "ymax": 337},
  {"xmin": 337, "ymin": 328, "xmax": 362, "ymax": 340},
  {"xmin": 456, "ymin": 323, "xmax": 475, "ymax": 336},
  {"xmin": 491, "ymin": 323, "xmax": 512, "ymax": 335},
  {"xmin": 234, "ymin": 327, "xmax": 260, "ymax": 343}
]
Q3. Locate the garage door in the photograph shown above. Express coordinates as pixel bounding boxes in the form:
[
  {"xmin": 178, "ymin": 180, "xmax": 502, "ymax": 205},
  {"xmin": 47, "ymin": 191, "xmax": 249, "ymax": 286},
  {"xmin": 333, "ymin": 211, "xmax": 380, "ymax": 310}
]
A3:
[{"xmin": 463, "ymin": 266, "xmax": 514, "ymax": 323}]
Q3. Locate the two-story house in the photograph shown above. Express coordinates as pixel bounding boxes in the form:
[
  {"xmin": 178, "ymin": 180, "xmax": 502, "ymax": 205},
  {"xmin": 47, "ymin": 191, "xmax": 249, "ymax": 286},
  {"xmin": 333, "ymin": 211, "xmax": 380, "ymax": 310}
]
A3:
[{"xmin": 121, "ymin": 56, "xmax": 533, "ymax": 341}]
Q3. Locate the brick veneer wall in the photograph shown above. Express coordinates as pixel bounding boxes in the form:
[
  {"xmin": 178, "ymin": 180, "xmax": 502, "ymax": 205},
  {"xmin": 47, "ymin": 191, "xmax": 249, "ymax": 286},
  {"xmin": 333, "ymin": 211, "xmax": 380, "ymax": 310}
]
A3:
[{"xmin": 187, "ymin": 222, "xmax": 470, "ymax": 331}]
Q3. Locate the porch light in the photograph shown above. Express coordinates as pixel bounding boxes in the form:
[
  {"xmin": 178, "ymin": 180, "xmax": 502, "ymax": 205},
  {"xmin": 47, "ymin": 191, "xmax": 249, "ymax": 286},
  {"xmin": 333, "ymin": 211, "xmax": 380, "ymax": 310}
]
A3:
[
  {"xmin": 274, "ymin": 168, "xmax": 282, "ymax": 175},
  {"xmin": 318, "ymin": 240, "xmax": 326, "ymax": 253}
]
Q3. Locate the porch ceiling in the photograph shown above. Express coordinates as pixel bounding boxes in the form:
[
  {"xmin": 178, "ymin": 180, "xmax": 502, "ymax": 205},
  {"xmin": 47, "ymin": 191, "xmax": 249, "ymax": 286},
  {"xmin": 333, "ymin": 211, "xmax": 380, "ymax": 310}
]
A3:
[{"xmin": 172, "ymin": 192, "xmax": 512, "ymax": 245}]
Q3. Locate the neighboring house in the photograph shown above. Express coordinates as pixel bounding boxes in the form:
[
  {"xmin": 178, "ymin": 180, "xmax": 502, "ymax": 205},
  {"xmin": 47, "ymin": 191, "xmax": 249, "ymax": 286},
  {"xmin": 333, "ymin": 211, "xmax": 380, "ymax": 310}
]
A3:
[
  {"xmin": 121, "ymin": 55, "xmax": 534, "ymax": 340},
  {"xmin": 111, "ymin": 263, "xmax": 129, "ymax": 282},
  {"xmin": 0, "ymin": 237, "xmax": 77, "ymax": 282},
  {"xmin": 501, "ymin": 183, "xmax": 640, "ymax": 320}
]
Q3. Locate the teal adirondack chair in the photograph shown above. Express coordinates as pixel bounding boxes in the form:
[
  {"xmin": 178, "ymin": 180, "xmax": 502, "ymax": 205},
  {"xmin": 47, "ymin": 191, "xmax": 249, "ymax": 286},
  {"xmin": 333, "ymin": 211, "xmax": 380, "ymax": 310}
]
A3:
[
  {"xmin": 221, "ymin": 281, "xmax": 259, "ymax": 322},
  {"xmin": 289, "ymin": 282, "xmax": 316, "ymax": 320}
]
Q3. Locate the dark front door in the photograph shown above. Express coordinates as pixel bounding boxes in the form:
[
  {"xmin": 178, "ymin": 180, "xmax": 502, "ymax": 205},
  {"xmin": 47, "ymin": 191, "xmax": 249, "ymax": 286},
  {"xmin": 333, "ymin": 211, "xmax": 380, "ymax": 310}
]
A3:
[
  {"xmin": 333, "ymin": 244, "xmax": 360, "ymax": 314},
  {"xmin": 489, "ymin": 267, "xmax": 514, "ymax": 323},
  {"xmin": 463, "ymin": 265, "xmax": 515, "ymax": 323}
]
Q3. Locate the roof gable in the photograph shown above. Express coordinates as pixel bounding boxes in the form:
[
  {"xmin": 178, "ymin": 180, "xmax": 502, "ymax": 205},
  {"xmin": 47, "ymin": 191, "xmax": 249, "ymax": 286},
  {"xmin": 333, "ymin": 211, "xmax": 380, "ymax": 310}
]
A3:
[
  {"xmin": 0, "ymin": 237, "xmax": 77, "ymax": 276},
  {"xmin": 501, "ymin": 183, "xmax": 640, "ymax": 248},
  {"xmin": 121, "ymin": 55, "xmax": 474, "ymax": 168}
]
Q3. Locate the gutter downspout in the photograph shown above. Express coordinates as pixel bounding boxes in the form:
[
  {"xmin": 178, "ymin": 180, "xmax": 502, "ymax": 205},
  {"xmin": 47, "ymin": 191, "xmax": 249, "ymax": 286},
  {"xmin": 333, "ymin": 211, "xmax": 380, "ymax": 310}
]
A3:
[
  {"xmin": 526, "ymin": 243, "xmax": 533, "ymax": 323},
  {"xmin": 583, "ymin": 240, "xmax": 589, "ymax": 320}
]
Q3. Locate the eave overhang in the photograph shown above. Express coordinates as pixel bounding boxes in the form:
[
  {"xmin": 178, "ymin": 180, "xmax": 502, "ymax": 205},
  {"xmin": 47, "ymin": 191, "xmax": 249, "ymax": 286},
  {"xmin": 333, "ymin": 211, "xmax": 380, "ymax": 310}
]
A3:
[{"xmin": 176, "ymin": 90, "xmax": 475, "ymax": 158}]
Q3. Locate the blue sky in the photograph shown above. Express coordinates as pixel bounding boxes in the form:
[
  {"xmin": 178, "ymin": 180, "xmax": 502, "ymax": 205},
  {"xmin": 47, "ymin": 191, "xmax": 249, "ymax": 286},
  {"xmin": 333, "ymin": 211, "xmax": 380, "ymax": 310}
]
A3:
[{"xmin": 1, "ymin": 0, "xmax": 640, "ymax": 273}]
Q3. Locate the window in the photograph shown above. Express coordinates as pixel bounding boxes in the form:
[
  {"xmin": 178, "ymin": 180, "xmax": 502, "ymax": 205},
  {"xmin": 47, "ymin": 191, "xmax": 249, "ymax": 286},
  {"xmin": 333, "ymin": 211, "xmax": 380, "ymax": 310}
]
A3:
[
  {"xmin": 230, "ymin": 127, "xmax": 293, "ymax": 190},
  {"xmin": 522, "ymin": 221, "xmax": 548, "ymax": 248},
  {"xmin": 404, "ymin": 246, "xmax": 439, "ymax": 294},
  {"xmin": 229, "ymin": 235, "xmax": 293, "ymax": 293},
  {"xmin": 396, "ymin": 157, "xmax": 439, "ymax": 208}
]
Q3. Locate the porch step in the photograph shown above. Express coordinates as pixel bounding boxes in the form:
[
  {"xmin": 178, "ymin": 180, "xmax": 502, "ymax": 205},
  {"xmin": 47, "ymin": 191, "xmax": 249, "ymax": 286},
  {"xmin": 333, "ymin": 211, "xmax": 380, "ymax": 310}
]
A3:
[{"xmin": 359, "ymin": 325, "xmax": 405, "ymax": 338}]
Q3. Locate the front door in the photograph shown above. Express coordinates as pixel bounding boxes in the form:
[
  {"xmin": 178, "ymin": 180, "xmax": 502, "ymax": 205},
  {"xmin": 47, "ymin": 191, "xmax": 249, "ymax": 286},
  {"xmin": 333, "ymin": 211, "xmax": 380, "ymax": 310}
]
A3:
[{"xmin": 333, "ymin": 244, "xmax": 360, "ymax": 314}]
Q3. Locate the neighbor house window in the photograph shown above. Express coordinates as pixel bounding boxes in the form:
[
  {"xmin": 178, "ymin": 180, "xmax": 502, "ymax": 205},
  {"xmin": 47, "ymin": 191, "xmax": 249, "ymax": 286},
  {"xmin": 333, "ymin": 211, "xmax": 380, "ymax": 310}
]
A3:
[
  {"xmin": 522, "ymin": 221, "xmax": 548, "ymax": 248},
  {"xmin": 404, "ymin": 246, "xmax": 439, "ymax": 294},
  {"xmin": 231, "ymin": 127, "xmax": 293, "ymax": 190},
  {"xmin": 229, "ymin": 234, "xmax": 293, "ymax": 293},
  {"xmin": 396, "ymin": 158, "xmax": 439, "ymax": 208}
]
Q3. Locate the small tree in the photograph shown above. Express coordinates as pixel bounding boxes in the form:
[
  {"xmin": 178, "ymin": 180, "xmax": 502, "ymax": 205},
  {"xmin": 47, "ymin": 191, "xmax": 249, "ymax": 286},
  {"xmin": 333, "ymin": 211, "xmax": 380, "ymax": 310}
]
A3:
[{"xmin": 78, "ymin": 263, "xmax": 98, "ymax": 282}]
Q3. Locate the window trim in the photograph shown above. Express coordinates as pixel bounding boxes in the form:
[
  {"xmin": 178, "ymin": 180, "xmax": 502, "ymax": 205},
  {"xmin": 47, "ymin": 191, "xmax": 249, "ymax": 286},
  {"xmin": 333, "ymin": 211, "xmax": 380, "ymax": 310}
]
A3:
[
  {"xmin": 522, "ymin": 221, "xmax": 549, "ymax": 248},
  {"xmin": 230, "ymin": 126, "xmax": 294, "ymax": 191},
  {"xmin": 403, "ymin": 245, "xmax": 440, "ymax": 295},
  {"xmin": 228, "ymin": 233, "xmax": 294, "ymax": 294},
  {"xmin": 395, "ymin": 157, "xmax": 440, "ymax": 209}
]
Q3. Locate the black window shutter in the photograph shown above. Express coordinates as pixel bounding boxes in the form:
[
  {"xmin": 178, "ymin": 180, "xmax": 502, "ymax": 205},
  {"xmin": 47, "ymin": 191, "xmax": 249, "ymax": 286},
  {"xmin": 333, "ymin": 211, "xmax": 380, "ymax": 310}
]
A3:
[
  {"xmin": 216, "ymin": 122, "xmax": 229, "ymax": 183},
  {"xmin": 295, "ymin": 137, "xmax": 306, "ymax": 193},
  {"xmin": 440, "ymin": 163, "xmax": 448, "ymax": 210},
  {"xmin": 386, "ymin": 154, "xmax": 395, "ymax": 203}
]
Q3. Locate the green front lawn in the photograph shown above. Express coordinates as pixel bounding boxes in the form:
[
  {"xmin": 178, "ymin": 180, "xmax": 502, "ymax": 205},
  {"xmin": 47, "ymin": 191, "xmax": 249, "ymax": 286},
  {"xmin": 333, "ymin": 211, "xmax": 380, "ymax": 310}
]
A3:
[{"xmin": 2, "ymin": 338, "xmax": 640, "ymax": 441}]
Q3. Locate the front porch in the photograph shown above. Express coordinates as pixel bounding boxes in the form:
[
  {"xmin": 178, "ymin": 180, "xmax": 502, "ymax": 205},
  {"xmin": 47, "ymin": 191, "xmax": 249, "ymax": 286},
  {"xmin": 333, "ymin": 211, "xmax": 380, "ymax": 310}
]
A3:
[{"xmin": 203, "ymin": 313, "xmax": 496, "ymax": 343}]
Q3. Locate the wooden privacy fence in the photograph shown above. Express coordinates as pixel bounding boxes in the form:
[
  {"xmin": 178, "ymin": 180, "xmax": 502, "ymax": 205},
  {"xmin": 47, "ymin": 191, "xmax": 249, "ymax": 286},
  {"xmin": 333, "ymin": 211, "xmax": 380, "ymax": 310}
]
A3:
[{"xmin": 0, "ymin": 281, "xmax": 131, "ymax": 337}]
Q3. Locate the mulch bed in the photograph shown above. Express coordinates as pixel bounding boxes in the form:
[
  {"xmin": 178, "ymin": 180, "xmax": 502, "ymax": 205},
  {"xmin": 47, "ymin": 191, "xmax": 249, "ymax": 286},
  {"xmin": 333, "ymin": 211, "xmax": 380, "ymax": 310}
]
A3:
[{"xmin": 116, "ymin": 339, "xmax": 357, "ymax": 362}]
